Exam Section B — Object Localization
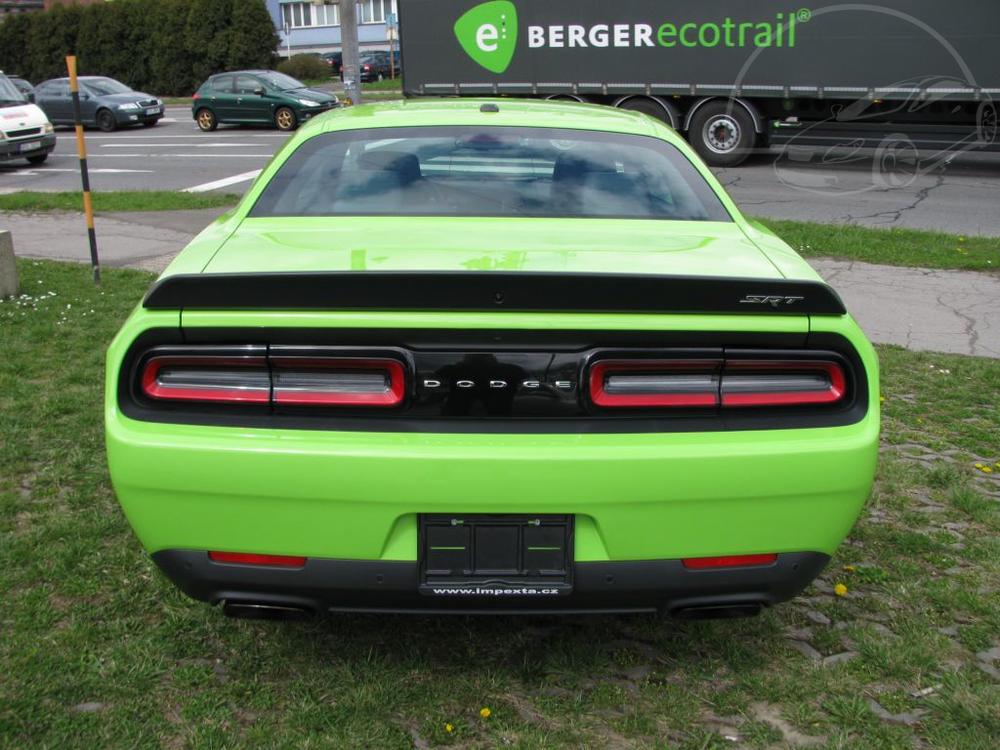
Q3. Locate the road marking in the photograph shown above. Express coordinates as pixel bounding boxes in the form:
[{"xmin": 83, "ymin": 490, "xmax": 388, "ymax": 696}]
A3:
[
  {"xmin": 85, "ymin": 153, "xmax": 272, "ymax": 158},
  {"xmin": 183, "ymin": 169, "xmax": 263, "ymax": 193},
  {"xmin": 1, "ymin": 168, "xmax": 155, "ymax": 174}
]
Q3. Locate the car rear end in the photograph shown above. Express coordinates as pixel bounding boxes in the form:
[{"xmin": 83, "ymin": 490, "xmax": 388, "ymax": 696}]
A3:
[{"xmin": 105, "ymin": 101, "xmax": 879, "ymax": 619}]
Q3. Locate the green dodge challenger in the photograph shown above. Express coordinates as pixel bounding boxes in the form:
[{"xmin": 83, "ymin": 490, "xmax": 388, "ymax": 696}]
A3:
[{"xmin": 105, "ymin": 99, "xmax": 879, "ymax": 620}]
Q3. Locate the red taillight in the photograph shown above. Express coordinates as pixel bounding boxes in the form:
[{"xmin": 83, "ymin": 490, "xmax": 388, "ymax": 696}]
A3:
[
  {"xmin": 270, "ymin": 357, "xmax": 405, "ymax": 407},
  {"xmin": 589, "ymin": 359, "xmax": 721, "ymax": 408},
  {"xmin": 209, "ymin": 551, "xmax": 307, "ymax": 568},
  {"xmin": 363, "ymin": 64, "xmax": 371, "ymax": 70},
  {"xmin": 682, "ymin": 554, "xmax": 778, "ymax": 570},
  {"xmin": 192, "ymin": 92, "xmax": 200, "ymax": 101},
  {"xmin": 589, "ymin": 357, "xmax": 846, "ymax": 410},
  {"xmin": 720, "ymin": 360, "xmax": 845, "ymax": 407},
  {"xmin": 140, "ymin": 352, "xmax": 407, "ymax": 407},
  {"xmin": 141, "ymin": 355, "xmax": 270, "ymax": 403}
]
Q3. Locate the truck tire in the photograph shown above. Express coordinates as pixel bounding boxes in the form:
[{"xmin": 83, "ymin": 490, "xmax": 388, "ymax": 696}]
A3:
[
  {"xmin": 688, "ymin": 100, "xmax": 755, "ymax": 167},
  {"xmin": 615, "ymin": 96, "xmax": 679, "ymax": 128}
]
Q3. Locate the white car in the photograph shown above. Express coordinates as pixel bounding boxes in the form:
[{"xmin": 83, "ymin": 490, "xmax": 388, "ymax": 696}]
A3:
[{"xmin": 0, "ymin": 72, "xmax": 56, "ymax": 166}]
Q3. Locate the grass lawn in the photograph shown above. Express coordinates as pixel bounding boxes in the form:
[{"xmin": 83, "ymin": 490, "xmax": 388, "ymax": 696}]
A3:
[
  {"xmin": 0, "ymin": 191, "xmax": 242, "ymax": 214},
  {"xmin": 758, "ymin": 219, "xmax": 1000, "ymax": 273},
  {"xmin": 2, "ymin": 260, "xmax": 997, "ymax": 748}
]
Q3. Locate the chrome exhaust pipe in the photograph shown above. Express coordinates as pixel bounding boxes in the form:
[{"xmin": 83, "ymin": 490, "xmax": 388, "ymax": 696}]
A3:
[
  {"xmin": 672, "ymin": 603, "xmax": 763, "ymax": 620},
  {"xmin": 221, "ymin": 600, "xmax": 313, "ymax": 621}
]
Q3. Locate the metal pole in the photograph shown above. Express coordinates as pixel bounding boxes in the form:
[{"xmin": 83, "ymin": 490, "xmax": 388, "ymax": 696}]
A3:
[
  {"xmin": 339, "ymin": 0, "xmax": 361, "ymax": 105},
  {"xmin": 66, "ymin": 55, "xmax": 100, "ymax": 286}
]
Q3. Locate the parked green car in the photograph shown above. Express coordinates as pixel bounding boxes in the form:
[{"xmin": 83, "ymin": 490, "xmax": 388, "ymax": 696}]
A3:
[
  {"xmin": 192, "ymin": 70, "xmax": 339, "ymax": 132},
  {"xmin": 107, "ymin": 99, "xmax": 878, "ymax": 621}
]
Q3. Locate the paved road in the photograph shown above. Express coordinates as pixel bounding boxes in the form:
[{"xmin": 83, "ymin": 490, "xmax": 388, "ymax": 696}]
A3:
[
  {"xmin": 2, "ymin": 106, "xmax": 999, "ymax": 235},
  {"xmin": 0, "ymin": 107, "xmax": 285, "ymax": 194},
  {"xmin": 3, "ymin": 209, "xmax": 998, "ymax": 358}
]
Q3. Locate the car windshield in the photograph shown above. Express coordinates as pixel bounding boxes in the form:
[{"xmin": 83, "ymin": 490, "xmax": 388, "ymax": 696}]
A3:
[
  {"xmin": 83, "ymin": 77, "xmax": 132, "ymax": 96},
  {"xmin": 250, "ymin": 126, "xmax": 732, "ymax": 221},
  {"xmin": 257, "ymin": 71, "xmax": 306, "ymax": 91},
  {"xmin": 0, "ymin": 75, "xmax": 27, "ymax": 105}
]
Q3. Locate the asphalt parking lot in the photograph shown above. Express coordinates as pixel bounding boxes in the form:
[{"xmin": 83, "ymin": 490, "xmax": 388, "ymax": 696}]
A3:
[
  {"xmin": 2, "ymin": 103, "xmax": 999, "ymax": 236},
  {"xmin": 0, "ymin": 106, "xmax": 285, "ymax": 194}
]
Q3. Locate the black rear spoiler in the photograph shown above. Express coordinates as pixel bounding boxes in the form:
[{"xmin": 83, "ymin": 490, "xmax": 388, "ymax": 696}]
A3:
[{"xmin": 143, "ymin": 271, "xmax": 846, "ymax": 315}]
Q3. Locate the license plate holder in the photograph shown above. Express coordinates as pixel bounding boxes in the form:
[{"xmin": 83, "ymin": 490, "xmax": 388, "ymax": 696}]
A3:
[
  {"xmin": 419, "ymin": 514, "xmax": 573, "ymax": 597},
  {"xmin": 18, "ymin": 141, "xmax": 41, "ymax": 152}
]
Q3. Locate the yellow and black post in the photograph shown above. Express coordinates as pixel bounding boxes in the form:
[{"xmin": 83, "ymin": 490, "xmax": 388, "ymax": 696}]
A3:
[{"xmin": 66, "ymin": 55, "xmax": 100, "ymax": 285}]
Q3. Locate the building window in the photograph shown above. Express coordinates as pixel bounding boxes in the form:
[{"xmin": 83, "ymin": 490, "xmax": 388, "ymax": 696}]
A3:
[
  {"xmin": 281, "ymin": 2, "xmax": 312, "ymax": 29},
  {"xmin": 358, "ymin": 0, "xmax": 397, "ymax": 25},
  {"xmin": 315, "ymin": 2, "xmax": 338, "ymax": 27}
]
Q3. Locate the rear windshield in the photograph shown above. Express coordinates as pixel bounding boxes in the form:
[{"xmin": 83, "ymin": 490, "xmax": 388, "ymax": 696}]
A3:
[{"xmin": 250, "ymin": 126, "xmax": 731, "ymax": 221}]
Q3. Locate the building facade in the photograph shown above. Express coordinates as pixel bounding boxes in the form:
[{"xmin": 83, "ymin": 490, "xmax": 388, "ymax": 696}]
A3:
[
  {"xmin": 265, "ymin": 0, "xmax": 398, "ymax": 55},
  {"xmin": 0, "ymin": 0, "xmax": 43, "ymax": 22}
]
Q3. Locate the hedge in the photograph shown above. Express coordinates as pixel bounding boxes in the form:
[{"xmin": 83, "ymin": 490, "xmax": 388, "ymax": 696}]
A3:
[{"xmin": 0, "ymin": 0, "xmax": 278, "ymax": 96}]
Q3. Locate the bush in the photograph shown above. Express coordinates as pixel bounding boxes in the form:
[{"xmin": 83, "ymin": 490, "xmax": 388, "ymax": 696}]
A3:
[
  {"xmin": 0, "ymin": 0, "xmax": 278, "ymax": 96},
  {"xmin": 276, "ymin": 54, "xmax": 329, "ymax": 82}
]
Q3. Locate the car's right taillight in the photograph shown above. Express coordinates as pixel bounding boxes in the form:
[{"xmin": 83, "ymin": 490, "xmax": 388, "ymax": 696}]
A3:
[
  {"xmin": 588, "ymin": 355, "xmax": 848, "ymax": 410},
  {"xmin": 589, "ymin": 359, "xmax": 722, "ymax": 408},
  {"xmin": 720, "ymin": 359, "xmax": 846, "ymax": 407}
]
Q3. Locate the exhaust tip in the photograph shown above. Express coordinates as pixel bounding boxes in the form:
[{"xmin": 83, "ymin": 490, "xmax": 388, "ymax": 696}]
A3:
[
  {"xmin": 672, "ymin": 603, "xmax": 763, "ymax": 621},
  {"xmin": 222, "ymin": 600, "xmax": 314, "ymax": 621}
]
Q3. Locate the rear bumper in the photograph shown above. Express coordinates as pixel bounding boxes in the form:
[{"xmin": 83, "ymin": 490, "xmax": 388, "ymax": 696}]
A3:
[{"xmin": 153, "ymin": 548, "xmax": 829, "ymax": 615}]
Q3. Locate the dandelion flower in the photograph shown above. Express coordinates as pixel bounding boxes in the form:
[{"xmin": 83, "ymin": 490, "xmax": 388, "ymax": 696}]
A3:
[
  {"xmin": 834, "ymin": 583, "xmax": 849, "ymax": 597},
  {"xmin": 480, "ymin": 707, "xmax": 492, "ymax": 719},
  {"xmin": 445, "ymin": 723, "xmax": 454, "ymax": 733},
  {"xmin": 843, "ymin": 565, "xmax": 856, "ymax": 572}
]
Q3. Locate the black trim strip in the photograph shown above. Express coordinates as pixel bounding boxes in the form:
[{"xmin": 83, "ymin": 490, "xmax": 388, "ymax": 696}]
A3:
[
  {"xmin": 151, "ymin": 549, "xmax": 830, "ymax": 615},
  {"xmin": 143, "ymin": 272, "xmax": 846, "ymax": 316}
]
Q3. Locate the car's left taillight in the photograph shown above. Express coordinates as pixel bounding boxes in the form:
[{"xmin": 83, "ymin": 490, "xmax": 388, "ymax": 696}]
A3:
[
  {"xmin": 141, "ymin": 353, "xmax": 271, "ymax": 403},
  {"xmin": 270, "ymin": 357, "xmax": 405, "ymax": 407},
  {"xmin": 137, "ymin": 347, "xmax": 407, "ymax": 408}
]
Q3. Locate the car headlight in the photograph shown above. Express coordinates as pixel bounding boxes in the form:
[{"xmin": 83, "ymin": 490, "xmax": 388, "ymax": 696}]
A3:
[
  {"xmin": 117, "ymin": 102, "xmax": 141, "ymax": 111},
  {"xmin": 42, "ymin": 122, "xmax": 54, "ymax": 134},
  {"xmin": 298, "ymin": 99, "xmax": 321, "ymax": 107}
]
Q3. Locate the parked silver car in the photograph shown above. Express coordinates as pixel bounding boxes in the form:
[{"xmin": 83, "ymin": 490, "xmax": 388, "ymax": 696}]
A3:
[{"xmin": 33, "ymin": 76, "xmax": 163, "ymax": 131}]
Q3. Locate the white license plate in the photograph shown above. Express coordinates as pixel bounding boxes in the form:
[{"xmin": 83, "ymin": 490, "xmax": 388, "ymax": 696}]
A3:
[
  {"xmin": 145, "ymin": 108, "xmax": 159, "ymax": 116},
  {"xmin": 18, "ymin": 141, "xmax": 41, "ymax": 152}
]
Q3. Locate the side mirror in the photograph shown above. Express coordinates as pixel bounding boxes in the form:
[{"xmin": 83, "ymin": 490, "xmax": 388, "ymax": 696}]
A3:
[{"xmin": 254, "ymin": 87, "xmax": 265, "ymax": 96}]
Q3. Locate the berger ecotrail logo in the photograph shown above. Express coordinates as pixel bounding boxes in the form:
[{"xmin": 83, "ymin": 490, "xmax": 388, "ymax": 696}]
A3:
[
  {"xmin": 454, "ymin": 1, "xmax": 518, "ymax": 74},
  {"xmin": 455, "ymin": 2, "xmax": 811, "ymax": 73}
]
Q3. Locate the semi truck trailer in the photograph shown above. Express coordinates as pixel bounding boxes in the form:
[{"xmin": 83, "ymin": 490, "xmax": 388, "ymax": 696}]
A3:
[{"xmin": 399, "ymin": 0, "xmax": 999, "ymax": 166}]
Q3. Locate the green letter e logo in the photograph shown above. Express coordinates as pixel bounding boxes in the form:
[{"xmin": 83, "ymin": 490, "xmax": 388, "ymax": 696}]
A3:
[{"xmin": 454, "ymin": 1, "xmax": 517, "ymax": 74}]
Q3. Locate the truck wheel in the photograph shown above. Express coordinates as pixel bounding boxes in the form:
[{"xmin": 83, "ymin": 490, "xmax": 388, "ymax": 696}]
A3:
[
  {"xmin": 615, "ymin": 96, "xmax": 678, "ymax": 128},
  {"xmin": 26, "ymin": 153, "xmax": 48, "ymax": 165},
  {"xmin": 688, "ymin": 101, "xmax": 755, "ymax": 167}
]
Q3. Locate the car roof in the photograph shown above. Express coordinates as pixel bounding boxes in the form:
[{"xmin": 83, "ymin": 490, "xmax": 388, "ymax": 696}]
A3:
[{"xmin": 305, "ymin": 98, "xmax": 670, "ymax": 141}]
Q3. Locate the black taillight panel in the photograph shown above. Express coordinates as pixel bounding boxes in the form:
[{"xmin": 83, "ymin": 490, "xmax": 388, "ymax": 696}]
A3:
[{"xmin": 119, "ymin": 331, "xmax": 867, "ymax": 433}]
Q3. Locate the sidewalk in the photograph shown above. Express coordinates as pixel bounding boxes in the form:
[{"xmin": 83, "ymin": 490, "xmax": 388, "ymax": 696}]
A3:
[{"xmin": 2, "ymin": 209, "xmax": 998, "ymax": 358}]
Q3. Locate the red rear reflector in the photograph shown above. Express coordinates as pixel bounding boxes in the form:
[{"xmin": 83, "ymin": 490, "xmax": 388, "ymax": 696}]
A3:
[
  {"xmin": 589, "ymin": 359, "xmax": 721, "ymax": 408},
  {"xmin": 208, "ymin": 551, "xmax": 307, "ymax": 568},
  {"xmin": 141, "ymin": 355, "xmax": 270, "ymax": 403},
  {"xmin": 270, "ymin": 358, "xmax": 406, "ymax": 407},
  {"xmin": 721, "ymin": 360, "xmax": 845, "ymax": 407},
  {"xmin": 682, "ymin": 554, "xmax": 778, "ymax": 570}
]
